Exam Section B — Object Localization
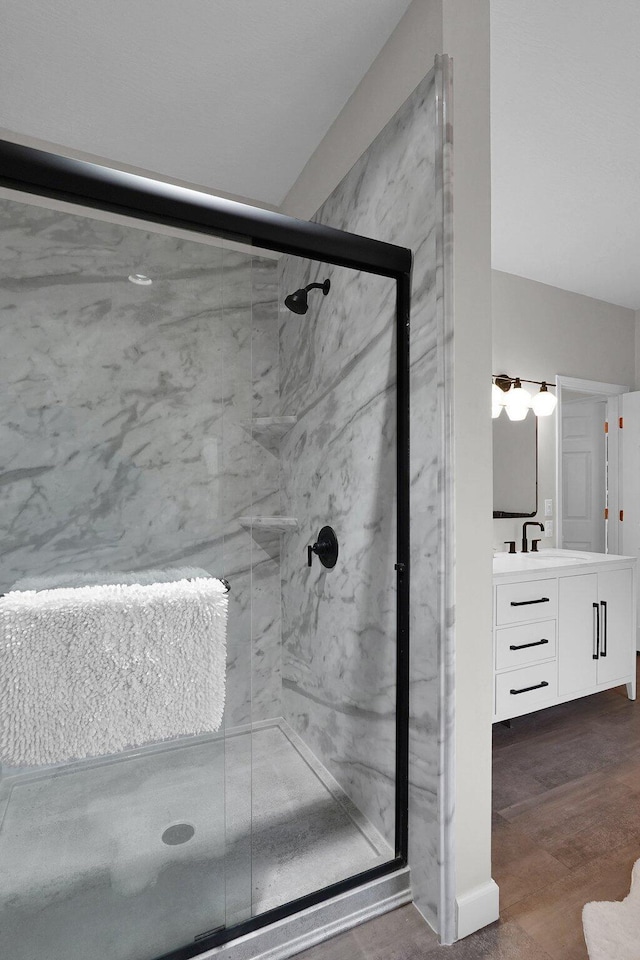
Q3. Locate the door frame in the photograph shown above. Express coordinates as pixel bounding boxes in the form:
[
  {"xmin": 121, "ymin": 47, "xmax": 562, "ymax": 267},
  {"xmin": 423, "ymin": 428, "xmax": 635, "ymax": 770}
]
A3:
[{"xmin": 556, "ymin": 376, "xmax": 629, "ymax": 555}]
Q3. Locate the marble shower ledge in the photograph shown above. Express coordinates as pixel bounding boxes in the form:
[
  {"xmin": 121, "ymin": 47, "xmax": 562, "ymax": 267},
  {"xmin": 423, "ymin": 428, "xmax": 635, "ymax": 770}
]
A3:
[{"xmin": 238, "ymin": 517, "xmax": 298, "ymax": 531}]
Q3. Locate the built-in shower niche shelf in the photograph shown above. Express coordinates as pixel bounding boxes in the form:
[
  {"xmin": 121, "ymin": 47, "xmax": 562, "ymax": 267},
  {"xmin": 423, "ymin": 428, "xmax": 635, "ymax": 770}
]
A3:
[
  {"xmin": 239, "ymin": 516, "xmax": 298, "ymax": 559},
  {"xmin": 241, "ymin": 416, "xmax": 297, "ymax": 454},
  {"xmin": 239, "ymin": 516, "xmax": 298, "ymax": 532}
]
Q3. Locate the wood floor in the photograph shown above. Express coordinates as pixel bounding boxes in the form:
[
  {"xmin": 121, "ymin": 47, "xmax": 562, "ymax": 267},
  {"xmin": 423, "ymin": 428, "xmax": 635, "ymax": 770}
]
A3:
[{"xmin": 296, "ymin": 655, "xmax": 640, "ymax": 959}]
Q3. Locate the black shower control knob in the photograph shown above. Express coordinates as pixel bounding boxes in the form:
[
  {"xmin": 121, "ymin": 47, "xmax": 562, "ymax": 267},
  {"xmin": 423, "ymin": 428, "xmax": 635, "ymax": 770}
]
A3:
[{"xmin": 306, "ymin": 526, "xmax": 339, "ymax": 569}]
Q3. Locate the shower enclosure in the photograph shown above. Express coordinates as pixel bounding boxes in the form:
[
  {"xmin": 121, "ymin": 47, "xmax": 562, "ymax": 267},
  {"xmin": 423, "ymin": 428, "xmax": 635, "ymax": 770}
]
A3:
[{"xmin": 0, "ymin": 141, "xmax": 411, "ymax": 960}]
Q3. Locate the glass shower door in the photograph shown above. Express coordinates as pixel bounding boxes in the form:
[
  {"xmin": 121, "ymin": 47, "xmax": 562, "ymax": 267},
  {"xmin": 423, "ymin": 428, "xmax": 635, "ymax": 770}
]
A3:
[
  {"xmin": 0, "ymin": 160, "xmax": 409, "ymax": 959},
  {"xmin": 0, "ymin": 198, "xmax": 254, "ymax": 959},
  {"xmin": 247, "ymin": 256, "xmax": 399, "ymax": 919}
]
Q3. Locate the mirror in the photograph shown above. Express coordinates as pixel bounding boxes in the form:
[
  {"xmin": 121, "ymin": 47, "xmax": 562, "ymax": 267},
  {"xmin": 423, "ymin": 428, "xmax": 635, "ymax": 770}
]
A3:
[{"xmin": 493, "ymin": 411, "xmax": 538, "ymax": 517}]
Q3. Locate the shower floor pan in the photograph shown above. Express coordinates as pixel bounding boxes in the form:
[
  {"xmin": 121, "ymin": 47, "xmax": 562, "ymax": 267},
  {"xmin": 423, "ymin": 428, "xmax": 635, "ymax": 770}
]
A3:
[{"xmin": 0, "ymin": 720, "xmax": 391, "ymax": 960}]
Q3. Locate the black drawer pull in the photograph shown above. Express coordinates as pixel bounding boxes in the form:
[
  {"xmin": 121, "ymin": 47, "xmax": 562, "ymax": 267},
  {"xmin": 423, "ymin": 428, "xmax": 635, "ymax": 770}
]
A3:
[
  {"xmin": 510, "ymin": 597, "xmax": 550, "ymax": 607},
  {"xmin": 509, "ymin": 638, "xmax": 549, "ymax": 651},
  {"xmin": 510, "ymin": 680, "xmax": 549, "ymax": 696}
]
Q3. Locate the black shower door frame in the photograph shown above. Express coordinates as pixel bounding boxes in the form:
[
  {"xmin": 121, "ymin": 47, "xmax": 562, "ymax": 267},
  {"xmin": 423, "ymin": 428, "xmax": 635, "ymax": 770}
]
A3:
[{"xmin": 0, "ymin": 139, "xmax": 412, "ymax": 960}]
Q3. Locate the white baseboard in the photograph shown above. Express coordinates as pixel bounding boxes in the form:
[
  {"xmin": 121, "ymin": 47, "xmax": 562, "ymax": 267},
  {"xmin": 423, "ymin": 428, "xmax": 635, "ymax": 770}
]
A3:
[{"xmin": 456, "ymin": 879, "xmax": 499, "ymax": 940}]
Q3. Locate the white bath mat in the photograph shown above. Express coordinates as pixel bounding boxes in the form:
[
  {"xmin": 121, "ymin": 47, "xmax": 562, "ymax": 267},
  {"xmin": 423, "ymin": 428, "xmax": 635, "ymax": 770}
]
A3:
[
  {"xmin": 0, "ymin": 576, "xmax": 228, "ymax": 766},
  {"xmin": 583, "ymin": 857, "xmax": 640, "ymax": 959}
]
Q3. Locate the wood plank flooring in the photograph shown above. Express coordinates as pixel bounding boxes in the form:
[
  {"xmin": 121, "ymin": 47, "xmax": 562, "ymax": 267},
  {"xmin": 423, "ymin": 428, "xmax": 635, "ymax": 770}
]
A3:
[
  {"xmin": 493, "ymin": 655, "xmax": 640, "ymax": 959},
  {"xmin": 295, "ymin": 656, "xmax": 640, "ymax": 959}
]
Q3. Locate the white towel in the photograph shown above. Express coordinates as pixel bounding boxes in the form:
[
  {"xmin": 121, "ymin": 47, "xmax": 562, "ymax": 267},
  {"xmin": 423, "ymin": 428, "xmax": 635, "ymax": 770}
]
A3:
[
  {"xmin": 11, "ymin": 567, "xmax": 212, "ymax": 592},
  {"xmin": 0, "ymin": 576, "xmax": 228, "ymax": 767}
]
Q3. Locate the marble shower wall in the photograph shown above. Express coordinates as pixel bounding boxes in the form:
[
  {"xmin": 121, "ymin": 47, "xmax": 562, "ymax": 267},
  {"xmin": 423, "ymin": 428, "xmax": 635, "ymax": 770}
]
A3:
[
  {"xmin": 279, "ymin": 260, "xmax": 397, "ymax": 847},
  {"xmin": 0, "ymin": 199, "xmax": 282, "ymax": 728},
  {"xmin": 279, "ymin": 66, "xmax": 444, "ymax": 919}
]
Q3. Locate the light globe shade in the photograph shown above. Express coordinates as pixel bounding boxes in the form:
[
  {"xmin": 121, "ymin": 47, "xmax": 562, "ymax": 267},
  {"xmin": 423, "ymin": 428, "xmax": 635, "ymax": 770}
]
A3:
[
  {"xmin": 503, "ymin": 378, "xmax": 531, "ymax": 419},
  {"xmin": 505, "ymin": 401, "xmax": 529, "ymax": 421},
  {"xmin": 531, "ymin": 383, "xmax": 557, "ymax": 417}
]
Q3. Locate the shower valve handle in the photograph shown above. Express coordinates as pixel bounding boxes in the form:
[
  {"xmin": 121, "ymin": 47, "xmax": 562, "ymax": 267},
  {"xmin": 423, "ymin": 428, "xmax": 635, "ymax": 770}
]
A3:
[
  {"xmin": 306, "ymin": 526, "xmax": 339, "ymax": 569},
  {"xmin": 307, "ymin": 539, "xmax": 330, "ymax": 566}
]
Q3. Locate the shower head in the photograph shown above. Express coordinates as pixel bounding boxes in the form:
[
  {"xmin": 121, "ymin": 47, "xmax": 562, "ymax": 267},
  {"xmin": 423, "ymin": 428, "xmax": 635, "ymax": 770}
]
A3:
[{"xmin": 284, "ymin": 279, "xmax": 330, "ymax": 315}]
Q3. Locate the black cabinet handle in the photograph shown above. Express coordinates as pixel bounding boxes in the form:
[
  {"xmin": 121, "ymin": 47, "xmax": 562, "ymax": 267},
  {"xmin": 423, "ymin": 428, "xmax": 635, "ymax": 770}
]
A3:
[
  {"xmin": 509, "ymin": 638, "xmax": 549, "ymax": 651},
  {"xmin": 593, "ymin": 602, "xmax": 600, "ymax": 659},
  {"xmin": 510, "ymin": 680, "xmax": 549, "ymax": 695},
  {"xmin": 600, "ymin": 600, "xmax": 607, "ymax": 657},
  {"xmin": 510, "ymin": 597, "xmax": 550, "ymax": 607}
]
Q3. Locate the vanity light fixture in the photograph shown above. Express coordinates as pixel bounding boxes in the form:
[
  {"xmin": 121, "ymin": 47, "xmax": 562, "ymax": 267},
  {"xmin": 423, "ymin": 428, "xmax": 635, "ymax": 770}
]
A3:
[{"xmin": 492, "ymin": 375, "xmax": 557, "ymax": 419}]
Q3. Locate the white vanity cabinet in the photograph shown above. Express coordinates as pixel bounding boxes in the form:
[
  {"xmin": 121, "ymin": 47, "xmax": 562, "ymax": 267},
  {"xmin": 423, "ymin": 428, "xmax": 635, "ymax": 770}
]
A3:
[
  {"xmin": 493, "ymin": 551, "xmax": 636, "ymax": 723},
  {"xmin": 558, "ymin": 568, "xmax": 634, "ymax": 697}
]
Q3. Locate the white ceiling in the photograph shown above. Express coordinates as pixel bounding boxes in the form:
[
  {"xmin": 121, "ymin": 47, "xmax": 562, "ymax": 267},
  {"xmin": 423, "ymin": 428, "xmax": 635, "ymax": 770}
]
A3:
[
  {"xmin": 4, "ymin": 0, "xmax": 638, "ymax": 310},
  {"xmin": 491, "ymin": 0, "xmax": 640, "ymax": 310},
  {"xmin": 0, "ymin": 0, "xmax": 412, "ymax": 207}
]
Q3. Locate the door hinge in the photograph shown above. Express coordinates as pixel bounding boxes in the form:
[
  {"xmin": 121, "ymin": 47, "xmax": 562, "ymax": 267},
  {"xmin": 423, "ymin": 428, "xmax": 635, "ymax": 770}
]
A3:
[
  {"xmin": 604, "ymin": 421, "xmax": 609, "ymax": 434},
  {"xmin": 604, "ymin": 508, "xmax": 609, "ymax": 520},
  {"xmin": 620, "ymin": 509, "xmax": 624, "ymax": 522},
  {"xmin": 619, "ymin": 416, "xmax": 624, "ymax": 429}
]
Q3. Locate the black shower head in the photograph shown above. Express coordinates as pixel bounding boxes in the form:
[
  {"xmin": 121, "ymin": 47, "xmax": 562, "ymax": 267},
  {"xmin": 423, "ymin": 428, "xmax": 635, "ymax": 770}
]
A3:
[
  {"xmin": 283, "ymin": 289, "xmax": 308, "ymax": 315},
  {"xmin": 284, "ymin": 279, "xmax": 330, "ymax": 315}
]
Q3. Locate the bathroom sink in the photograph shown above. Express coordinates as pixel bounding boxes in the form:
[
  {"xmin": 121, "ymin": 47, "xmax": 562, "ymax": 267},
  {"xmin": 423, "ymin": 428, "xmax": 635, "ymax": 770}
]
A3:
[{"xmin": 493, "ymin": 552, "xmax": 590, "ymax": 574}]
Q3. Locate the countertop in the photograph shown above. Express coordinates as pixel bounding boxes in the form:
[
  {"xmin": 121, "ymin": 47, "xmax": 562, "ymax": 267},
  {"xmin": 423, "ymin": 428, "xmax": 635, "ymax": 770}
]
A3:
[{"xmin": 493, "ymin": 547, "xmax": 636, "ymax": 582}]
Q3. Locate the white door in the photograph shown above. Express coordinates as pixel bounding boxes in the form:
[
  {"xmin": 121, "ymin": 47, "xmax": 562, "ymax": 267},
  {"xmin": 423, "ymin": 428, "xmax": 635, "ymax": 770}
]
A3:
[
  {"xmin": 558, "ymin": 573, "xmax": 598, "ymax": 697},
  {"xmin": 620, "ymin": 391, "xmax": 640, "ymax": 649},
  {"xmin": 561, "ymin": 399, "xmax": 607, "ymax": 551},
  {"xmin": 596, "ymin": 567, "xmax": 634, "ymax": 686}
]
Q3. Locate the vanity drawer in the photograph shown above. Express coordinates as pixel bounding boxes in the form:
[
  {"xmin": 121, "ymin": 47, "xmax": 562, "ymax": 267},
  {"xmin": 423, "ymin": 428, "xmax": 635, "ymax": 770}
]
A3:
[
  {"xmin": 495, "ymin": 620, "xmax": 556, "ymax": 671},
  {"xmin": 495, "ymin": 661, "xmax": 557, "ymax": 719},
  {"xmin": 495, "ymin": 578, "xmax": 557, "ymax": 625}
]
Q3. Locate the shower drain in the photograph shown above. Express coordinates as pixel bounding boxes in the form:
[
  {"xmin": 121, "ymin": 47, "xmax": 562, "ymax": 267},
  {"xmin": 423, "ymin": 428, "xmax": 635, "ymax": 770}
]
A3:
[{"xmin": 162, "ymin": 822, "xmax": 196, "ymax": 845}]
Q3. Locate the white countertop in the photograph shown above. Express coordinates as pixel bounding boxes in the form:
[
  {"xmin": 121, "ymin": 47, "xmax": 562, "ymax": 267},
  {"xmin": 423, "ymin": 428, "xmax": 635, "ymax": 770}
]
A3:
[{"xmin": 493, "ymin": 547, "xmax": 636, "ymax": 581}]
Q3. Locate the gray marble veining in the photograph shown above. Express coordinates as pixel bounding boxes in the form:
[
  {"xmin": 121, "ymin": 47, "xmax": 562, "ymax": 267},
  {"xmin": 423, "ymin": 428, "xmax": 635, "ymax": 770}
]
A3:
[{"xmin": 279, "ymin": 65, "xmax": 447, "ymax": 921}]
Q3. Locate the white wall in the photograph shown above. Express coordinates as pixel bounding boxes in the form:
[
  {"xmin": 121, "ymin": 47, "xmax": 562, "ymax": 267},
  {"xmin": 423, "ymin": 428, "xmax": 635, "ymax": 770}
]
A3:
[
  {"xmin": 493, "ymin": 269, "xmax": 636, "ymax": 548},
  {"xmin": 442, "ymin": 1, "xmax": 494, "ymax": 941},
  {"xmin": 281, "ymin": 0, "xmax": 444, "ymax": 220}
]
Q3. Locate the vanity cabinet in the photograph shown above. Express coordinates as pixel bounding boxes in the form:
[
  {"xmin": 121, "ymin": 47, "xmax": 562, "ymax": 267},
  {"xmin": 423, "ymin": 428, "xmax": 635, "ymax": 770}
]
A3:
[
  {"xmin": 558, "ymin": 569, "xmax": 634, "ymax": 697},
  {"xmin": 493, "ymin": 553, "xmax": 636, "ymax": 723}
]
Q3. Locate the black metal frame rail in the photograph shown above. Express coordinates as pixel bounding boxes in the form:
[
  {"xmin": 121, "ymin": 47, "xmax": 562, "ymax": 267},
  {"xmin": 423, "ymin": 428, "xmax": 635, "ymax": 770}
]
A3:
[{"xmin": 0, "ymin": 139, "xmax": 412, "ymax": 960}]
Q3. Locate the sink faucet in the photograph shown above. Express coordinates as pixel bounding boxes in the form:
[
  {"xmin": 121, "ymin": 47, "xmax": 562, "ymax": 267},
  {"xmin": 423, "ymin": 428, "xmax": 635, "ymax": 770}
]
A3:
[{"xmin": 522, "ymin": 521, "xmax": 544, "ymax": 553}]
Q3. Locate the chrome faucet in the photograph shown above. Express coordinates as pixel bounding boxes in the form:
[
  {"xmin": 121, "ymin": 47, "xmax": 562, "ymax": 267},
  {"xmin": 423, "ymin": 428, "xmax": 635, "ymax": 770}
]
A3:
[{"xmin": 521, "ymin": 521, "xmax": 544, "ymax": 553}]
